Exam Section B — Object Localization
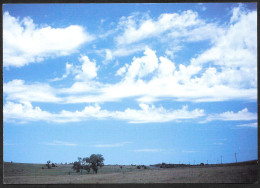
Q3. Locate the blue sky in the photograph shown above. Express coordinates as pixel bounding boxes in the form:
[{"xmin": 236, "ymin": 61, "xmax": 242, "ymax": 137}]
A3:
[{"xmin": 3, "ymin": 3, "xmax": 257, "ymax": 165}]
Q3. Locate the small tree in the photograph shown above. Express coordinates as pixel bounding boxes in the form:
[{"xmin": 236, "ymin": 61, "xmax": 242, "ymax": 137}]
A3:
[{"xmin": 46, "ymin": 160, "xmax": 51, "ymax": 169}]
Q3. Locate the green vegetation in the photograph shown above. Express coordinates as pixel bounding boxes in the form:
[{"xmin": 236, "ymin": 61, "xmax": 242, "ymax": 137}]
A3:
[{"xmin": 72, "ymin": 154, "xmax": 104, "ymax": 174}]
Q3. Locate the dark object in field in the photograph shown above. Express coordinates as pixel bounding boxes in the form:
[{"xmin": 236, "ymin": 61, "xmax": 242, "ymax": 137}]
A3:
[
  {"xmin": 51, "ymin": 163, "xmax": 56, "ymax": 167},
  {"xmin": 143, "ymin": 165, "xmax": 147, "ymax": 169},
  {"xmin": 200, "ymin": 163, "xmax": 204, "ymax": 166},
  {"xmin": 137, "ymin": 166, "xmax": 141, "ymax": 169},
  {"xmin": 120, "ymin": 166, "xmax": 122, "ymax": 169},
  {"xmin": 41, "ymin": 167, "xmax": 44, "ymax": 169},
  {"xmin": 46, "ymin": 160, "xmax": 51, "ymax": 169}
]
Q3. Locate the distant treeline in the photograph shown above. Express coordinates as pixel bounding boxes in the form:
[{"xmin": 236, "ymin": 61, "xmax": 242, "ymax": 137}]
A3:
[{"xmin": 151, "ymin": 160, "xmax": 258, "ymax": 168}]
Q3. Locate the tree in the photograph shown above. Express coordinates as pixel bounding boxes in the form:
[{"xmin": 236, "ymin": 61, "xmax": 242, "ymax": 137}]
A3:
[
  {"xmin": 72, "ymin": 154, "xmax": 104, "ymax": 174},
  {"xmin": 72, "ymin": 161, "xmax": 82, "ymax": 173},
  {"xmin": 46, "ymin": 160, "xmax": 51, "ymax": 169},
  {"xmin": 89, "ymin": 154, "xmax": 104, "ymax": 174},
  {"xmin": 72, "ymin": 158, "xmax": 85, "ymax": 174}
]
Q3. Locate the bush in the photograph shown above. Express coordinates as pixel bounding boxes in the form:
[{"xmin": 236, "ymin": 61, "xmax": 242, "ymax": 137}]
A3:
[{"xmin": 137, "ymin": 166, "xmax": 141, "ymax": 169}]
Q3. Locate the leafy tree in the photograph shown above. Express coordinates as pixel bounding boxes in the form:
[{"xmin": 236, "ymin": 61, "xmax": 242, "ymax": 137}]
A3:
[
  {"xmin": 89, "ymin": 154, "xmax": 104, "ymax": 174},
  {"xmin": 72, "ymin": 154, "xmax": 104, "ymax": 174}
]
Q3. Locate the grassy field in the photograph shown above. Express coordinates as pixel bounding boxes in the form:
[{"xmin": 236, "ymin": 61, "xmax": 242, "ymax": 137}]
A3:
[{"xmin": 3, "ymin": 162, "xmax": 258, "ymax": 184}]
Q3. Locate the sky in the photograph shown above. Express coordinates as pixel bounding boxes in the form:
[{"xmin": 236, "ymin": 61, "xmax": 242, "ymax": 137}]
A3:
[{"xmin": 3, "ymin": 3, "xmax": 257, "ymax": 165}]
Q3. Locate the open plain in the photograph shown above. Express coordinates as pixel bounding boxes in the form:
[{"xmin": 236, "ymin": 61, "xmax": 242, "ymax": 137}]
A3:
[{"xmin": 3, "ymin": 161, "xmax": 258, "ymax": 184}]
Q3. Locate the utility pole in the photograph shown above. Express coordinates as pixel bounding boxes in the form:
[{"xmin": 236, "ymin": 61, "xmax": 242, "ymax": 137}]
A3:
[
  {"xmin": 235, "ymin": 153, "xmax": 237, "ymax": 163},
  {"xmin": 221, "ymin": 155, "xmax": 222, "ymax": 164}
]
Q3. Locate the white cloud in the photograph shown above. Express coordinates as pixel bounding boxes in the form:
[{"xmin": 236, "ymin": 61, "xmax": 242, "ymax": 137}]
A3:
[
  {"xmin": 93, "ymin": 142, "xmax": 132, "ymax": 148},
  {"xmin": 51, "ymin": 57, "xmax": 98, "ymax": 82},
  {"xmin": 75, "ymin": 55, "xmax": 99, "ymax": 81},
  {"xmin": 113, "ymin": 104, "xmax": 205, "ymax": 124},
  {"xmin": 190, "ymin": 8, "xmax": 257, "ymax": 89},
  {"xmin": 157, "ymin": 57, "xmax": 175, "ymax": 78},
  {"xmin": 4, "ymin": 42, "xmax": 257, "ymax": 105},
  {"xmin": 105, "ymin": 49, "xmax": 113, "ymax": 61},
  {"xmin": 3, "ymin": 101, "xmax": 204, "ymax": 124},
  {"xmin": 116, "ymin": 10, "xmax": 204, "ymax": 46},
  {"xmin": 236, "ymin": 122, "xmax": 257, "ymax": 128},
  {"xmin": 116, "ymin": 64, "xmax": 129, "ymax": 76},
  {"xmin": 3, "ymin": 7, "xmax": 257, "ymax": 106},
  {"xmin": 117, "ymin": 47, "xmax": 158, "ymax": 80},
  {"xmin": 3, "ymin": 79, "xmax": 61, "ymax": 103},
  {"xmin": 45, "ymin": 140, "xmax": 77, "ymax": 146},
  {"xmin": 3, "ymin": 101, "xmax": 53, "ymax": 123},
  {"xmin": 3, "ymin": 101, "xmax": 109, "ymax": 123},
  {"xmin": 203, "ymin": 108, "xmax": 257, "ymax": 123},
  {"xmin": 182, "ymin": 150, "xmax": 198, "ymax": 153},
  {"xmin": 58, "ymin": 81, "xmax": 101, "ymax": 94},
  {"xmin": 50, "ymin": 62, "xmax": 75, "ymax": 82},
  {"xmin": 3, "ymin": 12, "xmax": 94, "ymax": 67},
  {"xmin": 131, "ymin": 149, "xmax": 164, "ymax": 152}
]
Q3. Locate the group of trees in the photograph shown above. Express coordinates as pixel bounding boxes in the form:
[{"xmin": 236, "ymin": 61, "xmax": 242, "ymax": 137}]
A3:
[
  {"xmin": 72, "ymin": 154, "xmax": 104, "ymax": 174},
  {"xmin": 43, "ymin": 160, "xmax": 57, "ymax": 169}
]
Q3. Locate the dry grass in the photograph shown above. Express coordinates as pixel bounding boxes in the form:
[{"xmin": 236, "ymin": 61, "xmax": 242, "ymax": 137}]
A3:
[{"xmin": 3, "ymin": 162, "xmax": 258, "ymax": 184}]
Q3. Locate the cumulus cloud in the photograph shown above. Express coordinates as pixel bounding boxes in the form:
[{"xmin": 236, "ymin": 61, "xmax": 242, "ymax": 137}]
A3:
[
  {"xmin": 4, "ymin": 42, "xmax": 257, "ymax": 105},
  {"xmin": 50, "ymin": 55, "xmax": 99, "ymax": 84},
  {"xmin": 117, "ymin": 47, "xmax": 158, "ymax": 80},
  {"xmin": 190, "ymin": 7, "xmax": 257, "ymax": 89},
  {"xmin": 3, "ymin": 79, "xmax": 61, "ymax": 103},
  {"xmin": 3, "ymin": 12, "xmax": 94, "ymax": 67},
  {"xmin": 3, "ymin": 101, "xmax": 205, "ymax": 124},
  {"xmin": 3, "ymin": 101, "xmax": 53, "ymax": 122},
  {"xmin": 3, "ymin": 6, "xmax": 257, "ymax": 107},
  {"xmin": 75, "ymin": 55, "xmax": 99, "ymax": 81},
  {"xmin": 113, "ymin": 104, "xmax": 205, "ymax": 124},
  {"xmin": 202, "ymin": 108, "xmax": 257, "ymax": 123}
]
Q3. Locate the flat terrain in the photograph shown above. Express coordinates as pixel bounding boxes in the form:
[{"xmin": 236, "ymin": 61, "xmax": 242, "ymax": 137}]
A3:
[{"xmin": 3, "ymin": 162, "xmax": 258, "ymax": 184}]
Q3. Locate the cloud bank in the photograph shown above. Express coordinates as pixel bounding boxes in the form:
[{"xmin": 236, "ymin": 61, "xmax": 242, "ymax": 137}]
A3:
[{"xmin": 3, "ymin": 12, "xmax": 94, "ymax": 67}]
